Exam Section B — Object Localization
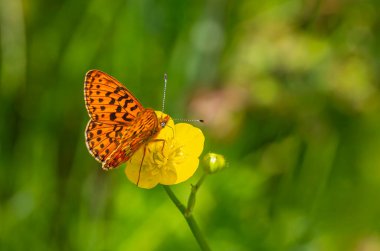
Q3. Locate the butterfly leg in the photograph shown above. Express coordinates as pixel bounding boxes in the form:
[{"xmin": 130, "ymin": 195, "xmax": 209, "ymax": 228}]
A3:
[
  {"xmin": 136, "ymin": 139, "xmax": 166, "ymax": 186},
  {"xmin": 150, "ymin": 139, "xmax": 166, "ymax": 156},
  {"xmin": 166, "ymin": 124, "xmax": 175, "ymax": 137},
  {"xmin": 136, "ymin": 145, "xmax": 147, "ymax": 186}
]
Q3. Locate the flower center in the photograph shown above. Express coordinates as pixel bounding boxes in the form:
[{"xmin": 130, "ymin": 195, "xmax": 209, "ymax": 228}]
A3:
[{"xmin": 152, "ymin": 150, "xmax": 168, "ymax": 167}]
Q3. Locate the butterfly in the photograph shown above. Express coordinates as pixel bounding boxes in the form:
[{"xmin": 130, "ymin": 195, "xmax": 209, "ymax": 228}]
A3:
[{"xmin": 84, "ymin": 70, "xmax": 170, "ymax": 170}]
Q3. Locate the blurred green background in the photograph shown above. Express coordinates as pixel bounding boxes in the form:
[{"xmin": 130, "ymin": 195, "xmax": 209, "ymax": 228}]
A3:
[{"xmin": 1, "ymin": 0, "xmax": 380, "ymax": 250}]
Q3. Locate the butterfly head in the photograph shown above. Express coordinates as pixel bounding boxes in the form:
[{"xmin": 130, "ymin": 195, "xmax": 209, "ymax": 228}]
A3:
[{"xmin": 159, "ymin": 114, "xmax": 170, "ymax": 129}]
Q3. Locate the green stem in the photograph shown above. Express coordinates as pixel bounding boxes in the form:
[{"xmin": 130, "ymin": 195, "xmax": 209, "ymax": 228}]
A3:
[
  {"xmin": 186, "ymin": 173, "xmax": 207, "ymax": 216},
  {"xmin": 196, "ymin": 173, "xmax": 207, "ymax": 189},
  {"xmin": 163, "ymin": 186, "xmax": 211, "ymax": 251}
]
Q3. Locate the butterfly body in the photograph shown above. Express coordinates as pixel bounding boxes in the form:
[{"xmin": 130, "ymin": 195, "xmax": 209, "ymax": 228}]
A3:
[{"xmin": 84, "ymin": 70, "xmax": 169, "ymax": 170}]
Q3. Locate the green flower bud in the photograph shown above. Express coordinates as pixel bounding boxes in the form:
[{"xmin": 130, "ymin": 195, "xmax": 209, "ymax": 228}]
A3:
[{"xmin": 202, "ymin": 153, "xmax": 226, "ymax": 174}]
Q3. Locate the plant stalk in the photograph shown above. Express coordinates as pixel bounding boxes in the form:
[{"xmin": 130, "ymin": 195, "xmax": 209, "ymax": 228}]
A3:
[{"xmin": 163, "ymin": 185, "xmax": 211, "ymax": 251}]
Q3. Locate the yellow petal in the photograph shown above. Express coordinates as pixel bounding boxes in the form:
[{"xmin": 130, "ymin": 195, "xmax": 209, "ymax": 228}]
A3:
[
  {"xmin": 175, "ymin": 157, "xmax": 199, "ymax": 184},
  {"xmin": 159, "ymin": 165, "xmax": 177, "ymax": 185},
  {"xmin": 124, "ymin": 162, "xmax": 160, "ymax": 189},
  {"xmin": 172, "ymin": 123, "xmax": 205, "ymax": 184},
  {"xmin": 175, "ymin": 123, "xmax": 205, "ymax": 157}
]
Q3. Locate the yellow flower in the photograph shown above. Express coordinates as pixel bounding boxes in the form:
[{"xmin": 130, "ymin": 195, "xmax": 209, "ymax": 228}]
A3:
[{"xmin": 125, "ymin": 111, "xmax": 205, "ymax": 189}]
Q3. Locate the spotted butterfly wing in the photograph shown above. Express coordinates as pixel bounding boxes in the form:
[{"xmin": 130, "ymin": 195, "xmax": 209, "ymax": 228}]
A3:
[
  {"xmin": 84, "ymin": 70, "xmax": 159, "ymax": 169},
  {"xmin": 84, "ymin": 70, "xmax": 143, "ymax": 123}
]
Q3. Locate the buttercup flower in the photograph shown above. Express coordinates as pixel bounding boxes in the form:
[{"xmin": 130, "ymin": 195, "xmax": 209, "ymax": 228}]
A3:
[{"xmin": 125, "ymin": 111, "xmax": 205, "ymax": 189}]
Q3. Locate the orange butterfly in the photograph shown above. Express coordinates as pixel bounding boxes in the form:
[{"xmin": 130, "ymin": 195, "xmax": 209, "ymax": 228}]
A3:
[{"xmin": 84, "ymin": 70, "xmax": 170, "ymax": 170}]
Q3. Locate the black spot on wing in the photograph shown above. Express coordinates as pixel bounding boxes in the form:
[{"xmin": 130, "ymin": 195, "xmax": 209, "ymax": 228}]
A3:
[
  {"xmin": 130, "ymin": 104, "xmax": 138, "ymax": 111},
  {"xmin": 117, "ymin": 94, "xmax": 130, "ymax": 102},
  {"xmin": 114, "ymin": 86, "xmax": 127, "ymax": 94},
  {"xmin": 122, "ymin": 113, "xmax": 133, "ymax": 122}
]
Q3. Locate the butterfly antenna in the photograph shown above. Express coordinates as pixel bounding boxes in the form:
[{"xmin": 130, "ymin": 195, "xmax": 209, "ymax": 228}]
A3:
[
  {"xmin": 162, "ymin": 73, "xmax": 168, "ymax": 112},
  {"xmin": 162, "ymin": 74, "xmax": 204, "ymax": 124},
  {"xmin": 174, "ymin": 118, "xmax": 204, "ymax": 123}
]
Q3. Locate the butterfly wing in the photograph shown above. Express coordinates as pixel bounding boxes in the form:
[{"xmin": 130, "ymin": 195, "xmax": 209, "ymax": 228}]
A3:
[
  {"xmin": 84, "ymin": 70, "xmax": 143, "ymax": 124},
  {"xmin": 84, "ymin": 69, "xmax": 145, "ymax": 169},
  {"xmin": 103, "ymin": 109, "xmax": 159, "ymax": 169},
  {"xmin": 85, "ymin": 120, "xmax": 128, "ymax": 166}
]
